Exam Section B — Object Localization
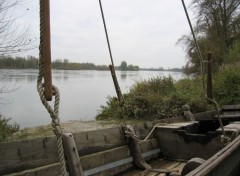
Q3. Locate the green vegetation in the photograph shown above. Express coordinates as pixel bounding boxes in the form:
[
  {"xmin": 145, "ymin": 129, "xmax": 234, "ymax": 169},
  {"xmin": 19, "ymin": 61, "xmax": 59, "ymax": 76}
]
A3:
[
  {"xmin": 214, "ymin": 62, "xmax": 240, "ymax": 105},
  {"xmin": 97, "ymin": 76, "xmax": 207, "ymax": 120},
  {"xmin": 0, "ymin": 56, "xmax": 140, "ymax": 71},
  {"xmin": 96, "ymin": 62, "xmax": 240, "ymax": 120},
  {"xmin": 0, "ymin": 115, "xmax": 19, "ymax": 142},
  {"xmin": 178, "ymin": 0, "xmax": 240, "ymax": 75}
]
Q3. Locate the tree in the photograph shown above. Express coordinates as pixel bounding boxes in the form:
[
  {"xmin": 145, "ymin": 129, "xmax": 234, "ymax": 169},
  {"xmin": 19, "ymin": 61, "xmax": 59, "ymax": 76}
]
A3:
[
  {"xmin": 120, "ymin": 61, "xmax": 128, "ymax": 71},
  {"xmin": 0, "ymin": 0, "xmax": 35, "ymax": 56},
  {"xmin": 178, "ymin": 0, "xmax": 240, "ymax": 74}
]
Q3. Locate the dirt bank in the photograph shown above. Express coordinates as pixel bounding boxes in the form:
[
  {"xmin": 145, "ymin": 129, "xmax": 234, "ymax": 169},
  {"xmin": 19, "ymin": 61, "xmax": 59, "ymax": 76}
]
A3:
[{"xmin": 8, "ymin": 120, "xmax": 130, "ymax": 141}]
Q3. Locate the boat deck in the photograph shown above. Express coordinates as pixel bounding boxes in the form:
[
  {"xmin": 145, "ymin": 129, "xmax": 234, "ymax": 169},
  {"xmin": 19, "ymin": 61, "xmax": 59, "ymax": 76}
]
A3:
[{"xmin": 121, "ymin": 159, "xmax": 186, "ymax": 176}]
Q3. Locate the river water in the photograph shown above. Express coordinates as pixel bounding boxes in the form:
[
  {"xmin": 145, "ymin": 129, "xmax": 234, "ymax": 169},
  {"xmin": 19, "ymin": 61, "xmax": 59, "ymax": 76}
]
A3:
[{"xmin": 0, "ymin": 69, "xmax": 184, "ymax": 128}]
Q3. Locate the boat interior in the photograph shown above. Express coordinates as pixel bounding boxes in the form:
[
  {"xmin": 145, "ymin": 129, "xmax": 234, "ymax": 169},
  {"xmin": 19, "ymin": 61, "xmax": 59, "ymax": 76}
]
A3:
[{"xmin": 1, "ymin": 105, "xmax": 240, "ymax": 176}]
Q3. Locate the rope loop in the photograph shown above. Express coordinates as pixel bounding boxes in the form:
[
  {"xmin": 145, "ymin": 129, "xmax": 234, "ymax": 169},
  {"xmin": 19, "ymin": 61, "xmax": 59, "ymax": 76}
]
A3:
[
  {"xmin": 38, "ymin": 1, "xmax": 67, "ymax": 175},
  {"xmin": 37, "ymin": 71, "xmax": 67, "ymax": 176}
]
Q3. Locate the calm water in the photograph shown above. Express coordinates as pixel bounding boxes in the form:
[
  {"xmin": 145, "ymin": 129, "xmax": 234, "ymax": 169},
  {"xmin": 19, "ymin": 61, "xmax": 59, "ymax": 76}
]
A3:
[{"xmin": 0, "ymin": 69, "xmax": 184, "ymax": 128}]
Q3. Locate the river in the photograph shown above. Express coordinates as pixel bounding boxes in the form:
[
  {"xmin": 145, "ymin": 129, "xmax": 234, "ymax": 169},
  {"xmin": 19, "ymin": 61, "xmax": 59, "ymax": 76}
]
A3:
[{"xmin": 0, "ymin": 69, "xmax": 184, "ymax": 128}]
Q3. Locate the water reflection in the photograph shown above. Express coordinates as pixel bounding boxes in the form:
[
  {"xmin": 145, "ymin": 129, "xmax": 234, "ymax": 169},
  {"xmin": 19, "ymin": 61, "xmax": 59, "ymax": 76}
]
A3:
[
  {"xmin": 0, "ymin": 69, "xmax": 184, "ymax": 128},
  {"xmin": 120, "ymin": 72, "xmax": 127, "ymax": 80}
]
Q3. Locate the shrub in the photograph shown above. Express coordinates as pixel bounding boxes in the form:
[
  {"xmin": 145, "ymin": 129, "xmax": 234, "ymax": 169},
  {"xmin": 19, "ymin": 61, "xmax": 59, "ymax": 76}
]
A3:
[
  {"xmin": 96, "ymin": 96, "xmax": 122, "ymax": 120},
  {"xmin": 0, "ymin": 115, "xmax": 19, "ymax": 142},
  {"xmin": 214, "ymin": 62, "xmax": 240, "ymax": 105},
  {"xmin": 96, "ymin": 76, "xmax": 209, "ymax": 120}
]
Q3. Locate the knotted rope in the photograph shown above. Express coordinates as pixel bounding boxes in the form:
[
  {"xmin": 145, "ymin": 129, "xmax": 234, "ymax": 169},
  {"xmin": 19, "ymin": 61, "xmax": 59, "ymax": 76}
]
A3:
[{"xmin": 37, "ymin": 1, "xmax": 67, "ymax": 175}]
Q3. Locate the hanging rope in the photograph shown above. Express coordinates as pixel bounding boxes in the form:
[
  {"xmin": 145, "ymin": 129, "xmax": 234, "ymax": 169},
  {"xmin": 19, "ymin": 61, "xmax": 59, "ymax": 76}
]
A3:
[
  {"xmin": 125, "ymin": 123, "xmax": 166, "ymax": 142},
  {"xmin": 37, "ymin": 1, "xmax": 67, "ymax": 175},
  {"xmin": 98, "ymin": 0, "xmax": 126, "ymax": 126},
  {"xmin": 181, "ymin": 0, "xmax": 205, "ymax": 92},
  {"xmin": 181, "ymin": 0, "xmax": 228, "ymax": 144}
]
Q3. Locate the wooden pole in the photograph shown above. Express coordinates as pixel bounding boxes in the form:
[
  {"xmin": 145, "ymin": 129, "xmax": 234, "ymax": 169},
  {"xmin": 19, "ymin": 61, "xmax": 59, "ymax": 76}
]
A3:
[
  {"xmin": 62, "ymin": 133, "xmax": 84, "ymax": 176},
  {"xmin": 109, "ymin": 65, "xmax": 123, "ymax": 104},
  {"xmin": 207, "ymin": 52, "xmax": 213, "ymax": 100},
  {"xmin": 42, "ymin": 0, "xmax": 52, "ymax": 101}
]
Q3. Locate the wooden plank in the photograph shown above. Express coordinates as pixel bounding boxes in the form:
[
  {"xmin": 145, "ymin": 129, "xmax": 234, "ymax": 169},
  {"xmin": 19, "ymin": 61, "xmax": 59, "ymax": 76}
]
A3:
[
  {"xmin": 193, "ymin": 111, "xmax": 216, "ymax": 121},
  {"xmin": 150, "ymin": 159, "xmax": 170, "ymax": 169},
  {"xmin": 0, "ymin": 127, "xmax": 127, "ymax": 175},
  {"xmin": 145, "ymin": 172, "xmax": 159, "ymax": 176},
  {"xmin": 0, "ymin": 137, "xmax": 59, "ymax": 175},
  {"xmin": 3, "ymin": 138, "xmax": 159, "ymax": 176},
  {"xmin": 74, "ymin": 127, "xmax": 127, "ymax": 156},
  {"xmin": 214, "ymin": 114, "xmax": 240, "ymax": 120},
  {"xmin": 187, "ymin": 135, "xmax": 240, "ymax": 176},
  {"xmin": 222, "ymin": 105, "xmax": 240, "ymax": 111},
  {"xmin": 172, "ymin": 162, "xmax": 186, "ymax": 174},
  {"xmin": 2, "ymin": 163, "xmax": 60, "ymax": 176},
  {"xmin": 161, "ymin": 161, "xmax": 180, "ymax": 170}
]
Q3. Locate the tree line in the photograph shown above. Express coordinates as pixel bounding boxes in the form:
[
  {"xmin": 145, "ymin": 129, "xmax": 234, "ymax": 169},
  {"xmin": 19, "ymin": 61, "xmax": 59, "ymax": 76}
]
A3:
[
  {"xmin": 178, "ymin": 0, "xmax": 240, "ymax": 74},
  {"xmin": 0, "ymin": 56, "xmax": 140, "ymax": 71}
]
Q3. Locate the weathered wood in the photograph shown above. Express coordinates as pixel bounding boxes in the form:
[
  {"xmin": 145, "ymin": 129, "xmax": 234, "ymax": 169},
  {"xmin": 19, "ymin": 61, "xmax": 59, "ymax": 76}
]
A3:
[
  {"xmin": 170, "ymin": 163, "xmax": 186, "ymax": 175},
  {"xmin": 126, "ymin": 125, "xmax": 151, "ymax": 169},
  {"xmin": 3, "ymin": 138, "xmax": 159, "ymax": 176},
  {"xmin": 0, "ymin": 126, "xmax": 127, "ymax": 175},
  {"xmin": 62, "ymin": 133, "xmax": 83, "ymax": 176},
  {"xmin": 214, "ymin": 114, "xmax": 240, "ymax": 120},
  {"xmin": 181, "ymin": 158, "xmax": 205, "ymax": 176},
  {"xmin": 155, "ymin": 123, "xmax": 222, "ymax": 160},
  {"xmin": 193, "ymin": 111, "xmax": 216, "ymax": 121},
  {"xmin": 206, "ymin": 52, "xmax": 213, "ymax": 100},
  {"xmin": 187, "ymin": 135, "xmax": 240, "ymax": 176},
  {"xmin": 222, "ymin": 105, "xmax": 240, "ymax": 111},
  {"xmin": 3, "ymin": 163, "xmax": 60, "ymax": 176},
  {"xmin": 41, "ymin": 0, "xmax": 52, "ymax": 101},
  {"xmin": 0, "ymin": 137, "xmax": 59, "ymax": 175}
]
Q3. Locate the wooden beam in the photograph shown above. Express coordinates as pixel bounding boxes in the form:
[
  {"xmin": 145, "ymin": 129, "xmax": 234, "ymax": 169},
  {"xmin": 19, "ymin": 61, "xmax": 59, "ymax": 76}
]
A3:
[
  {"xmin": 41, "ymin": 0, "xmax": 52, "ymax": 101},
  {"xmin": 62, "ymin": 133, "xmax": 84, "ymax": 176},
  {"xmin": 0, "ymin": 121, "xmax": 161, "ymax": 175},
  {"xmin": 187, "ymin": 135, "xmax": 240, "ymax": 176},
  {"xmin": 3, "ymin": 138, "xmax": 159, "ymax": 176}
]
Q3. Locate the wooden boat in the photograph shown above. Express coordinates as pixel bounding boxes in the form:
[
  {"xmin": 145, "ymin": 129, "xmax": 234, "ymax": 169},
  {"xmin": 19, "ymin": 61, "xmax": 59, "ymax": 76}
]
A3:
[
  {"xmin": 1, "ymin": 104, "xmax": 240, "ymax": 176},
  {"xmin": 1, "ymin": 1, "xmax": 239, "ymax": 176}
]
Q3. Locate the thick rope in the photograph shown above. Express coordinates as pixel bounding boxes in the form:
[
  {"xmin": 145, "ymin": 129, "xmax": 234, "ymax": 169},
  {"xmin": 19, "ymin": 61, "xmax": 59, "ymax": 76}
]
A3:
[
  {"xmin": 98, "ymin": 0, "xmax": 127, "ymax": 127},
  {"xmin": 38, "ymin": 1, "xmax": 67, "ymax": 175},
  {"xmin": 181, "ymin": 0, "xmax": 228, "ymax": 144},
  {"xmin": 205, "ymin": 96, "xmax": 230, "ymax": 146},
  {"xmin": 125, "ymin": 123, "xmax": 166, "ymax": 142},
  {"xmin": 181, "ymin": 0, "xmax": 205, "ymax": 93}
]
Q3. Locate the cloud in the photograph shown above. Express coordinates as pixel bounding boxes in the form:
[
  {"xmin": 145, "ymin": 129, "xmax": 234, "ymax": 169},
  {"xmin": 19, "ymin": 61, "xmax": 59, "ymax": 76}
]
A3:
[{"xmin": 17, "ymin": 0, "xmax": 192, "ymax": 68}]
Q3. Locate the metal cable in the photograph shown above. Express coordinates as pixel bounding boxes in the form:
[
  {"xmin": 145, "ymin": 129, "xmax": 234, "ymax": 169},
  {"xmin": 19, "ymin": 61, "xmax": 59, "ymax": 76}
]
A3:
[{"xmin": 38, "ymin": 1, "xmax": 67, "ymax": 175}]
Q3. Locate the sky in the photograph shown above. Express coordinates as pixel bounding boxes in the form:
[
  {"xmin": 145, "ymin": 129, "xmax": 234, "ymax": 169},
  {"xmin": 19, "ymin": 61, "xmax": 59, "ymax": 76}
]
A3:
[{"xmin": 15, "ymin": 0, "xmax": 193, "ymax": 68}]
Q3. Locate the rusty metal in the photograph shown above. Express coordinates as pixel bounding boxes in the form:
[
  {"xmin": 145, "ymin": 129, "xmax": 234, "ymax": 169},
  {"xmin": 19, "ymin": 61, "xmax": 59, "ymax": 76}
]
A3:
[
  {"xmin": 207, "ymin": 52, "xmax": 213, "ymax": 100},
  {"xmin": 42, "ymin": 0, "xmax": 52, "ymax": 101}
]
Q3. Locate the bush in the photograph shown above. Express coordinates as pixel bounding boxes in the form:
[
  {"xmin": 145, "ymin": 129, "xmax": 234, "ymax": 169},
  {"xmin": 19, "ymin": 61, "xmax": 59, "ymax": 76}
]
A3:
[
  {"xmin": 0, "ymin": 115, "xmax": 19, "ymax": 142},
  {"xmin": 96, "ymin": 76, "xmax": 209, "ymax": 120},
  {"xmin": 214, "ymin": 62, "xmax": 240, "ymax": 105}
]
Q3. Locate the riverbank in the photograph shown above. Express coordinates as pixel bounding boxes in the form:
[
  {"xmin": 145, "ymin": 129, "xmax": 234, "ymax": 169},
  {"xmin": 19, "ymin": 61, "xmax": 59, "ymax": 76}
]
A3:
[{"xmin": 7, "ymin": 119, "xmax": 147, "ymax": 141}]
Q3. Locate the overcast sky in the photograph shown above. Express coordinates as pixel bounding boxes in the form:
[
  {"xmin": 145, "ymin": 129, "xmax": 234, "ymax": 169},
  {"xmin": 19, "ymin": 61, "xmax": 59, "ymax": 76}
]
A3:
[{"xmin": 16, "ymin": 0, "xmax": 193, "ymax": 68}]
